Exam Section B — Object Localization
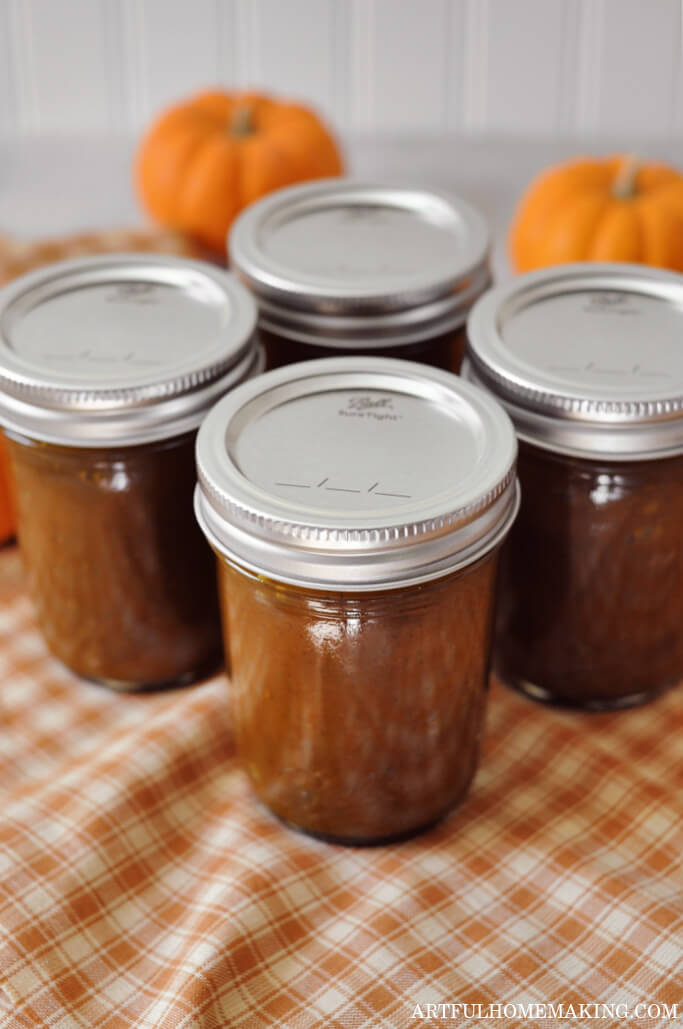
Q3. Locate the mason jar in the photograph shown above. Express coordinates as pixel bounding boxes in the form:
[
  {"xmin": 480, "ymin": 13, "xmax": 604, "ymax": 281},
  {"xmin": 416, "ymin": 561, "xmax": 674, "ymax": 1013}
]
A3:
[
  {"xmin": 465, "ymin": 263, "xmax": 683, "ymax": 711},
  {"xmin": 0, "ymin": 254, "xmax": 261, "ymax": 690},
  {"xmin": 195, "ymin": 357, "xmax": 518, "ymax": 843},
  {"xmin": 229, "ymin": 180, "xmax": 490, "ymax": 373}
]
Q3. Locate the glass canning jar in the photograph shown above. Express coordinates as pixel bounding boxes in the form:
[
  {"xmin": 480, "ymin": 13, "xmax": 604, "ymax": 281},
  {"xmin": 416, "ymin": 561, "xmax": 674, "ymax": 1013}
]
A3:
[
  {"xmin": 229, "ymin": 180, "xmax": 490, "ymax": 373},
  {"xmin": 0, "ymin": 254, "xmax": 260, "ymax": 690},
  {"xmin": 465, "ymin": 263, "xmax": 683, "ymax": 711},
  {"xmin": 195, "ymin": 357, "xmax": 518, "ymax": 843}
]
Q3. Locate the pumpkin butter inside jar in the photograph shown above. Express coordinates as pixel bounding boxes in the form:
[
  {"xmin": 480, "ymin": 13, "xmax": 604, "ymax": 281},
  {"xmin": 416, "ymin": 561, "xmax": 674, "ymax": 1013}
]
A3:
[
  {"xmin": 229, "ymin": 181, "xmax": 490, "ymax": 373},
  {"xmin": 195, "ymin": 357, "xmax": 518, "ymax": 842},
  {"xmin": 465, "ymin": 263, "xmax": 683, "ymax": 711},
  {"xmin": 0, "ymin": 254, "xmax": 260, "ymax": 689}
]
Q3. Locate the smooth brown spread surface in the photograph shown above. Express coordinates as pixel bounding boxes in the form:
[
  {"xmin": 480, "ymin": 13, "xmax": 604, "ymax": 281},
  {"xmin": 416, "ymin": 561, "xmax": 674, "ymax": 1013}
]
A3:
[
  {"xmin": 495, "ymin": 442, "xmax": 683, "ymax": 709},
  {"xmin": 259, "ymin": 325, "xmax": 467, "ymax": 374},
  {"xmin": 219, "ymin": 552, "xmax": 500, "ymax": 843},
  {"xmin": 7, "ymin": 432, "xmax": 222, "ymax": 689}
]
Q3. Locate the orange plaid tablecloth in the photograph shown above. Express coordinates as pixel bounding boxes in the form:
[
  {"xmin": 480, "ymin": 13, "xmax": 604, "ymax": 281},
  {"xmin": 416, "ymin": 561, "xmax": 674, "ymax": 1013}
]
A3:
[{"xmin": 0, "ymin": 545, "xmax": 681, "ymax": 1029}]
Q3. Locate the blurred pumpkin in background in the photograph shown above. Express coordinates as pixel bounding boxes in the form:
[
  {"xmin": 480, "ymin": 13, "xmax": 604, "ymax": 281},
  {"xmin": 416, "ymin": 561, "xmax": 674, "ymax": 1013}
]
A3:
[
  {"xmin": 136, "ymin": 90, "xmax": 344, "ymax": 254},
  {"xmin": 510, "ymin": 154, "xmax": 683, "ymax": 273}
]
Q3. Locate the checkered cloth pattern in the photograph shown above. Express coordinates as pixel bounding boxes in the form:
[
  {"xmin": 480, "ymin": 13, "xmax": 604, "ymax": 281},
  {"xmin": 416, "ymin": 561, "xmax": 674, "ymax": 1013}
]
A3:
[
  {"xmin": 0, "ymin": 542, "xmax": 681, "ymax": 1029},
  {"xmin": 0, "ymin": 227, "xmax": 211, "ymax": 286}
]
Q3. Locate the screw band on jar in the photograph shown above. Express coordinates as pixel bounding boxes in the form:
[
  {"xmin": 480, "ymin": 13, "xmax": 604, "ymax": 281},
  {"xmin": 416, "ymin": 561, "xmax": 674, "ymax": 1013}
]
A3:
[
  {"xmin": 465, "ymin": 262, "xmax": 683, "ymax": 460},
  {"xmin": 229, "ymin": 180, "xmax": 491, "ymax": 371},
  {"xmin": 0, "ymin": 254, "xmax": 260, "ymax": 446}
]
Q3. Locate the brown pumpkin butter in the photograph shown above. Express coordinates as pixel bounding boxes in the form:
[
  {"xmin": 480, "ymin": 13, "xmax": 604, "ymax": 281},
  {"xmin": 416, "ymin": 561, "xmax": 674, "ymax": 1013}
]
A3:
[
  {"xmin": 495, "ymin": 444, "xmax": 683, "ymax": 710},
  {"xmin": 220, "ymin": 553, "xmax": 500, "ymax": 842},
  {"xmin": 7, "ymin": 432, "xmax": 222, "ymax": 689}
]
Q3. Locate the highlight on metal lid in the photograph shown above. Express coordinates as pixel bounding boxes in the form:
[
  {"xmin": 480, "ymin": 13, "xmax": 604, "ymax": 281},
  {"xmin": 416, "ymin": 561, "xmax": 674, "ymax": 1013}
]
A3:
[
  {"xmin": 228, "ymin": 179, "xmax": 491, "ymax": 347},
  {"xmin": 195, "ymin": 356, "xmax": 518, "ymax": 590},
  {"xmin": 0, "ymin": 253, "xmax": 259, "ymax": 446},
  {"xmin": 465, "ymin": 262, "xmax": 683, "ymax": 459}
]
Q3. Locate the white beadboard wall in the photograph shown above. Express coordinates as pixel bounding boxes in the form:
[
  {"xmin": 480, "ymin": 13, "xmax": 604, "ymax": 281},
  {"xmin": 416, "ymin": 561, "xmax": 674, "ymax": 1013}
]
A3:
[{"xmin": 0, "ymin": 0, "xmax": 681, "ymax": 138}]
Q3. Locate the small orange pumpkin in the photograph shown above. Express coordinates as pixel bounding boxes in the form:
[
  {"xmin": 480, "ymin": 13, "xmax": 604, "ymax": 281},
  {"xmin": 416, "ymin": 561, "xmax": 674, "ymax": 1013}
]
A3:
[
  {"xmin": 510, "ymin": 154, "xmax": 683, "ymax": 273},
  {"xmin": 136, "ymin": 90, "xmax": 344, "ymax": 254}
]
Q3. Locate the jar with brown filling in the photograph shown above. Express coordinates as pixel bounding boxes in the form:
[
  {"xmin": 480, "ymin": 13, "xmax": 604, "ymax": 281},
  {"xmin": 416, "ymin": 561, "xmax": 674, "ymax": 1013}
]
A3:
[
  {"xmin": 0, "ymin": 254, "xmax": 259, "ymax": 690},
  {"xmin": 5, "ymin": 432, "xmax": 221, "ymax": 687},
  {"xmin": 466, "ymin": 263, "xmax": 683, "ymax": 711},
  {"xmin": 195, "ymin": 357, "xmax": 518, "ymax": 842},
  {"xmin": 495, "ymin": 443, "xmax": 683, "ymax": 709},
  {"xmin": 229, "ymin": 181, "xmax": 490, "ymax": 373}
]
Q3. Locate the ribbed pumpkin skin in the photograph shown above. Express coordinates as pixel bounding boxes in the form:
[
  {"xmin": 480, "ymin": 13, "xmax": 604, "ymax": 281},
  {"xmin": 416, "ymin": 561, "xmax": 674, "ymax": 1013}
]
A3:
[
  {"xmin": 136, "ymin": 91, "xmax": 344, "ymax": 254},
  {"xmin": 510, "ymin": 155, "xmax": 683, "ymax": 273}
]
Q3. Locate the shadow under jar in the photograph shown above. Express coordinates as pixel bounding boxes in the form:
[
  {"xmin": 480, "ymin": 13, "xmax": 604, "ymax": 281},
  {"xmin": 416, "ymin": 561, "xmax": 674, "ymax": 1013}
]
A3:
[
  {"xmin": 195, "ymin": 357, "xmax": 518, "ymax": 843},
  {"xmin": 465, "ymin": 262, "xmax": 683, "ymax": 711},
  {"xmin": 228, "ymin": 180, "xmax": 490, "ymax": 373},
  {"xmin": 0, "ymin": 254, "xmax": 260, "ymax": 690}
]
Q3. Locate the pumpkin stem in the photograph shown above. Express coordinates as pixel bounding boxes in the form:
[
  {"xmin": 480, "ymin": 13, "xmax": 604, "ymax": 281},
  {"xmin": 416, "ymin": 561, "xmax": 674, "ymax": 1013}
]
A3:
[
  {"xmin": 612, "ymin": 155, "xmax": 639, "ymax": 199},
  {"xmin": 230, "ymin": 104, "xmax": 254, "ymax": 138}
]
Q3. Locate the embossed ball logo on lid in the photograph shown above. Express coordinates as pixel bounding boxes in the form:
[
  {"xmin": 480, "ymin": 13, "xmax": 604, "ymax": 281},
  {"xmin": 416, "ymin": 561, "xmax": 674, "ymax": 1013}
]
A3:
[
  {"xmin": 341, "ymin": 394, "xmax": 400, "ymax": 420},
  {"xmin": 586, "ymin": 291, "xmax": 628, "ymax": 308}
]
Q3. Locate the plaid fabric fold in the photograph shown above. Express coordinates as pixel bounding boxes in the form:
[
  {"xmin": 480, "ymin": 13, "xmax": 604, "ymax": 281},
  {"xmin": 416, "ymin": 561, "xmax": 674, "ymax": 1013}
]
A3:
[
  {"xmin": 0, "ymin": 227, "xmax": 209, "ymax": 287},
  {"xmin": 0, "ymin": 546, "xmax": 681, "ymax": 1029}
]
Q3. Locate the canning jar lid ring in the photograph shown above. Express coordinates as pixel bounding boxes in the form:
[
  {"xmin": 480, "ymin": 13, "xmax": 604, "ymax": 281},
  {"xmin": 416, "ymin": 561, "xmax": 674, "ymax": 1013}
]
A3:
[
  {"xmin": 463, "ymin": 358, "xmax": 683, "ymax": 460},
  {"xmin": 195, "ymin": 480, "xmax": 520, "ymax": 591},
  {"xmin": 257, "ymin": 264, "xmax": 491, "ymax": 348},
  {"xmin": 0, "ymin": 254, "xmax": 259, "ymax": 445},
  {"xmin": 465, "ymin": 263, "xmax": 683, "ymax": 458},
  {"xmin": 1, "ymin": 342, "xmax": 265, "ymax": 448},
  {"xmin": 195, "ymin": 356, "xmax": 519, "ymax": 588},
  {"xmin": 229, "ymin": 179, "xmax": 490, "ymax": 314}
]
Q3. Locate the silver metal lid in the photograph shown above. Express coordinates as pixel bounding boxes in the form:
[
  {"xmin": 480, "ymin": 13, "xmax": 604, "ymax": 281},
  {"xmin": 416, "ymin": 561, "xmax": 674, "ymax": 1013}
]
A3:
[
  {"xmin": 466, "ymin": 263, "xmax": 683, "ymax": 459},
  {"xmin": 0, "ymin": 254, "xmax": 259, "ymax": 446},
  {"xmin": 195, "ymin": 357, "xmax": 518, "ymax": 590},
  {"xmin": 229, "ymin": 180, "xmax": 490, "ymax": 347}
]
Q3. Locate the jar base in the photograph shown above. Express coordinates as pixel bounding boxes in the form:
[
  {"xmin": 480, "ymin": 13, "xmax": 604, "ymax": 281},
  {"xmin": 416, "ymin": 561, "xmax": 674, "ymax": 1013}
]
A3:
[
  {"xmin": 63, "ymin": 650, "xmax": 223, "ymax": 694},
  {"xmin": 501, "ymin": 673, "xmax": 679, "ymax": 712},
  {"xmin": 275, "ymin": 810, "xmax": 450, "ymax": 847},
  {"xmin": 256, "ymin": 786, "xmax": 475, "ymax": 847}
]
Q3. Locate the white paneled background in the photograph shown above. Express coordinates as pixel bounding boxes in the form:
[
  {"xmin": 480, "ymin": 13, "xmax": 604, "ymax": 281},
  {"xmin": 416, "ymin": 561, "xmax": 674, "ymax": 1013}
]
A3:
[{"xmin": 0, "ymin": 0, "xmax": 681, "ymax": 138}]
